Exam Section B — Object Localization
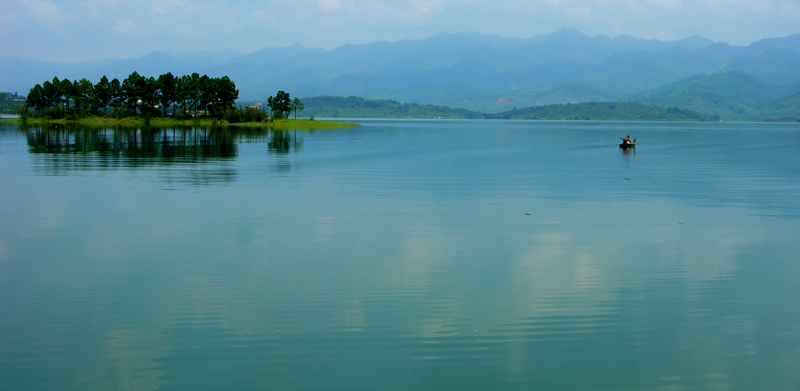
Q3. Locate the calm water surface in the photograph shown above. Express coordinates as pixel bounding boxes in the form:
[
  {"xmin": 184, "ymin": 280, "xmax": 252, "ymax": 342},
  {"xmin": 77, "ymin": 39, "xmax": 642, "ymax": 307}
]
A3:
[{"xmin": 1, "ymin": 120, "xmax": 799, "ymax": 391}]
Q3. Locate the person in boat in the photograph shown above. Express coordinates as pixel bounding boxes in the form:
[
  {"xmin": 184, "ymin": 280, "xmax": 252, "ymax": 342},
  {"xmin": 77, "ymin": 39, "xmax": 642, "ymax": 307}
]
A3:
[{"xmin": 622, "ymin": 135, "xmax": 633, "ymax": 145}]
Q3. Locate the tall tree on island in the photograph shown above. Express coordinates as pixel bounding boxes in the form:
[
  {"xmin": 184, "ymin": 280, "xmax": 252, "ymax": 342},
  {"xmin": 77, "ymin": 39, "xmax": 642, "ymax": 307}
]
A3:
[
  {"xmin": 291, "ymin": 97, "xmax": 304, "ymax": 119},
  {"xmin": 109, "ymin": 78, "xmax": 123, "ymax": 114},
  {"xmin": 25, "ymin": 84, "xmax": 46, "ymax": 113},
  {"xmin": 122, "ymin": 71, "xmax": 146, "ymax": 114},
  {"xmin": 185, "ymin": 73, "xmax": 201, "ymax": 117},
  {"xmin": 217, "ymin": 76, "xmax": 238, "ymax": 109},
  {"xmin": 208, "ymin": 76, "xmax": 238, "ymax": 118},
  {"xmin": 42, "ymin": 78, "xmax": 60, "ymax": 109},
  {"xmin": 141, "ymin": 76, "xmax": 159, "ymax": 114},
  {"xmin": 94, "ymin": 76, "xmax": 112, "ymax": 113},
  {"xmin": 73, "ymin": 79, "xmax": 94, "ymax": 112},
  {"xmin": 198, "ymin": 74, "xmax": 213, "ymax": 115},
  {"xmin": 176, "ymin": 74, "xmax": 190, "ymax": 116},
  {"xmin": 157, "ymin": 72, "xmax": 177, "ymax": 116},
  {"xmin": 60, "ymin": 78, "xmax": 75, "ymax": 110},
  {"xmin": 267, "ymin": 91, "xmax": 291, "ymax": 119}
]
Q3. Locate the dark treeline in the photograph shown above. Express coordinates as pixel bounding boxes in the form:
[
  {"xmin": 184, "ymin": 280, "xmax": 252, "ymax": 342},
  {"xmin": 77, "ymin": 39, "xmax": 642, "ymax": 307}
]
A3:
[
  {"xmin": 486, "ymin": 101, "xmax": 720, "ymax": 121},
  {"xmin": 1, "ymin": 92, "xmax": 26, "ymax": 113},
  {"xmin": 301, "ymin": 96, "xmax": 720, "ymax": 121},
  {"xmin": 25, "ymin": 72, "xmax": 239, "ymax": 120}
]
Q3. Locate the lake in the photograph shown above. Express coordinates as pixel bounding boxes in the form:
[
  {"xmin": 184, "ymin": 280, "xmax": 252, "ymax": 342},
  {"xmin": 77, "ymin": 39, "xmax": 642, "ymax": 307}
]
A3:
[{"xmin": 1, "ymin": 119, "xmax": 799, "ymax": 391}]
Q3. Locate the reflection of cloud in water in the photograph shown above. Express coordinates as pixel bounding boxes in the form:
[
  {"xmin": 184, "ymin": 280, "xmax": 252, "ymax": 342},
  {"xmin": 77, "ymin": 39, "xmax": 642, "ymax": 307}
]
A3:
[
  {"xmin": 340, "ymin": 300, "xmax": 366, "ymax": 332},
  {"xmin": 75, "ymin": 328, "xmax": 169, "ymax": 391},
  {"xmin": 171, "ymin": 196, "xmax": 775, "ymax": 365},
  {"xmin": 312, "ymin": 216, "xmax": 337, "ymax": 242},
  {"xmin": 178, "ymin": 276, "xmax": 239, "ymax": 326},
  {"xmin": 510, "ymin": 228, "xmax": 616, "ymax": 322},
  {"xmin": 509, "ymin": 199, "xmax": 748, "ymax": 303},
  {"xmin": 175, "ymin": 275, "xmax": 286, "ymax": 338},
  {"xmin": 495, "ymin": 198, "xmax": 772, "ymax": 382},
  {"xmin": 392, "ymin": 224, "xmax": 473, "ymax": 338},
  {"xmin": 11, "ymin": 191, "xmax": 65, "ymax": 241},
  {"xmin": 395, "ymin": 225, "xmax": 454, "ymax": 292},
  {"xmin": 0, "ymin": 239, "xmax": 8, "ymax": 262},
  {"xmin": 23, "ymin": 192, "xmax": 785, "ymax": 388}
]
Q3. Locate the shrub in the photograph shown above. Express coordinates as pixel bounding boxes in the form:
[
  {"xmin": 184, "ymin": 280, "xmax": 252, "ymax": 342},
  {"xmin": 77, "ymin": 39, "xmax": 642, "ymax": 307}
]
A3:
[
  {"xmin": 114, "ymin": 108, "xmax": 131, "ymax": 119},
  {"xmin": 222, "ymin": 107, "xmax": 268, "ymax": 123},
  {"xmin": 43, "ymin": 106, "xmax": 65, "ymax": 119},
  {"xmin": 15, "ymin": 105, "xmax": 30, "ymax": 123}
]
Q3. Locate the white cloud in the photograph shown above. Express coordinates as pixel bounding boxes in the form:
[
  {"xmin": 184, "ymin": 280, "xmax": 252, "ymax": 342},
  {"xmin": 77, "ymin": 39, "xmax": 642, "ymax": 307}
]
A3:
[
  {"xmin": 317, "ymin": 0, "xmax": 342, "ymax": 12},
  {"xmin": 150, "ymin": 0, "xmax": 185, "ymax": 15},
  {"xmin": 14, "ymin": 0, "xmax": 64, "ymax": 22},
  {"xmin": 645, "ymin": 0, "xmax": 684, "ymax": 10},
  {"xmin": 112, "ymin": 19, "xmax": 137, "ymax": 35}
]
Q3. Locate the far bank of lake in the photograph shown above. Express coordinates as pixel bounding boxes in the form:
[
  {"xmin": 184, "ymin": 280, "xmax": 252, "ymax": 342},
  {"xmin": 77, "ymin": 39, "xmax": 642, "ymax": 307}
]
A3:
[{"xmin": 0, "ymin": 116, "xmax": 359, "ymax": 129}]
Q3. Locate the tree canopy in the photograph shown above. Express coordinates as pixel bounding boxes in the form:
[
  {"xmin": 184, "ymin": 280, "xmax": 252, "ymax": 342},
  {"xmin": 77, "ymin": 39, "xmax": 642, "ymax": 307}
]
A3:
[
  {"xmin": 267, "ymin": 90, "xmax": 292, "ymax": 119},
  {"xmin": 291, "ymin": 97, "xmax": 305, "ymax": 119},
  {"xmin": 26, "ymin": 72, "xmax": 239, "ymax": 119}
]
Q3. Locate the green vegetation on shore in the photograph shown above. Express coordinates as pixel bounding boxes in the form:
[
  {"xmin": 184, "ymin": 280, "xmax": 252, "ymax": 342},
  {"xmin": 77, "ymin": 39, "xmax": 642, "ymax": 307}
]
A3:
[
  {"xmin": 20, "ymin": 72, "xmax": 321, "ymax": 128},
  {"xmin": 486, "ymin": 101, "xmax": 719, "ymax": 121},
  {"xmin": 10, "ymin": 72, "xmax": 358, "ymax": 128},
  {"xmin": 1, "ymin": 92, "xmax": 25, "ymax": 114},
  {"xmin": 7, "ymin": 96, "xmax": 719, "ymax": 124},
  {"xmin": 622, "ymin": 71, "xmax": 800, "ymax": 122},
  {"xmin": 302, "ymin": 96, "xmax": 485, "ymax": 119},
  {"xmin": 300, "ymin": 96, "xmax": 719, "ymax": 121},
  {"xmin": 1, "ymin": 115, "xmax": 357, "ymax": 129},
  {"xmin": 25, "ymin": 72, "xmax": 238, "ymax": 119}
]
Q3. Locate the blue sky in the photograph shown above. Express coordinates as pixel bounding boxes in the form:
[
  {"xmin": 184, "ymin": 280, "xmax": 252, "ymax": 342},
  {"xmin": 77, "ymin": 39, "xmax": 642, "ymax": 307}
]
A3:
[{"xmin": 3, "ymin": 0, "xmax": 800, "ymax": 62}]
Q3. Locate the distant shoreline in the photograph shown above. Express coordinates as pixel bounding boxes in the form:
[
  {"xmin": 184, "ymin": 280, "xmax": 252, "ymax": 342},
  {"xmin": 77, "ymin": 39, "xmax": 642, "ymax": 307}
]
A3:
[{"xmin": 0, "ymin": 116, "xmax": 359, "ymax": 129}]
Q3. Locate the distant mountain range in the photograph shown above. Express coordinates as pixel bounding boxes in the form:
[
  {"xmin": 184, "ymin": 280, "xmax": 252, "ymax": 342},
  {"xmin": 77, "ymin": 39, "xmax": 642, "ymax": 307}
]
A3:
[{"xmin": 3, "ymin": 29, "xmax": 800, "ymax": 121}]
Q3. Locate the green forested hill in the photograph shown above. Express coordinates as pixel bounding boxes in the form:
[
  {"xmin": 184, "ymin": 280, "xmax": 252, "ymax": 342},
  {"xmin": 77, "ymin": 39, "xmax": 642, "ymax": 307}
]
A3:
[
  {"xmin": 744, "ymin": 91, "xmax": 800, "ymax": 121},
  {"xmin": 301, "ymin": 96, "xmax": 486, "ymax": 119},
  {"xmin": 451, "ymin": 82, "xmax": 616, "ymax": 113},
  {"xmin": 621, "ymin": 71, "xmax": 795, "ymax": 120},
  {"xmin": 299, "ymin": 96, "xmax": 717, "ymax": 121},
  {"xmin": 486, "ymin": 102, "xmax": 718, "ymax": 121}
]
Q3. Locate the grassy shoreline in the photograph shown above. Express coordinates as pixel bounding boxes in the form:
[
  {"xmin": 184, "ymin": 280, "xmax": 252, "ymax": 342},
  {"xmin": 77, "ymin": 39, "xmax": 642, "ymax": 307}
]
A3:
[{"xmin": 0, "ymin": 116, "xmax": 359, "ymax": 129}]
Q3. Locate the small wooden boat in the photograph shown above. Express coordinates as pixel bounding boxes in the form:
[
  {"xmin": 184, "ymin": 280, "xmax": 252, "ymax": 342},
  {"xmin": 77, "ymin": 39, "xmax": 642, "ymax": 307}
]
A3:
[{"xmin": 619, "ymin": 137, "xmax": 636, "ymax": 148}]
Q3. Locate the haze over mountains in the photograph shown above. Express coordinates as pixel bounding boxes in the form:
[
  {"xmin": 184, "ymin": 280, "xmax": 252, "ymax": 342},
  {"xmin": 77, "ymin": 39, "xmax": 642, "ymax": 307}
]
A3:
[{"xmin": 3, "ymin": 29, "xmax": 800, "ymax": 120}]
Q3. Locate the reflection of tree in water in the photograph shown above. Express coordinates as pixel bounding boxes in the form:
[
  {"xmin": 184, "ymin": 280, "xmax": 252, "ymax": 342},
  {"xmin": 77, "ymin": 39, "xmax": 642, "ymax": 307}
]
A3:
[
  {"xmin": 26, "ymin": 125, "xmax": 238, "ymax": 158},
  {"xmin": 23, "ymin": 124, "xmax": 308, "ymax": 180},
  {"xmin": 25, "ymin": 125, "xmax": 242, "ymax": 185},
  {"xmin": 268, "ymin": 130, "xmax": 304, "ymax": 173}
]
